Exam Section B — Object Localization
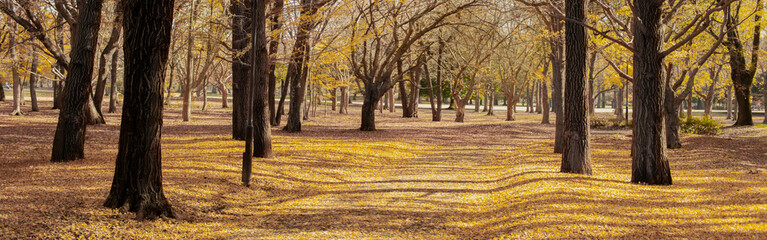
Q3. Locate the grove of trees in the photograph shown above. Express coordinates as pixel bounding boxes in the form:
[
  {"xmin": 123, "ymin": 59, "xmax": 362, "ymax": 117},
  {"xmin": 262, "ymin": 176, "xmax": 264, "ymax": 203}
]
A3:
[{"xmin": 2, "ymin": 0, "xmax": 767, "ymax": 220}]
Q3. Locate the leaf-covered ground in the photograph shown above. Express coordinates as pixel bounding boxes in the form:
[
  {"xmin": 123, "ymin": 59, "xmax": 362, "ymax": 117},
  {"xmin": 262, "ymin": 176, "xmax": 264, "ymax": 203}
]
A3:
[{"xmin": 1, "ymin": 97, "xmax": 766, "ymax": 239}]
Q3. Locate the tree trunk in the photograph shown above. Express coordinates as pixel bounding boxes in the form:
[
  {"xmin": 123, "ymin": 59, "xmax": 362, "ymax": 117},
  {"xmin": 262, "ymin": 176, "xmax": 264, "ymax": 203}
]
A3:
[
  {"xmin": 487, "ymin": 93, "xmax": 494, "ymax": 116},
  {"xmin": 664, "ymin": 87, "xmax": 682, "ymax": 149},
  {"xmin": 339, "ymin": 86, "xmax": 348, "ymax": 114},
  {"xmin": 475, "ymin": 94, "xmax": 481, "ymax": 113},
  {"xmin": 631, "ymin": 0, "xmax": 672, "ymax": 185},
  {"xmin": 85, "ymin": 96, "xmax": 105, "ymax": 124},
  {"xmin": 726, "ymin": 85, "xmax": 732, "ymax": 119},
  {"xmin": 275, "ymin": 78, "xmax": 290, "ymax": 124},
  {"xmin": 725, "ymin": 0, "xmax": 761, "ymax": 126},
  {"xmin": 455, "ymin": 99, "xmax": 467, "ymax": 122},
  {"xmin": 267, "ymin": 0, "xmax": 284, "ymax": 126},
  {"xmin": 231, "ymin": 0, "xmax": 252, "ymax": 138},
  {"xmin": 686, "ymin": 93, "xmax": 692, "ymax": 119},
  {"xmin": 108, "ymin": 51, "xmax": 120, "ymax": 113},
  {"xmin": 51, "ymin": 0, "xmax": 103, "ymax": 162},
  {"xmin": 542, "ymin": 80, "xmax": 550, "ymax": 124},
  {"xmin": 550, "ymin": 25, "xmax": 565, "ymax": 153},
  {"xmin": 388, "ymin": 89, "xmax": 395, "ymax": 112},
  {"xmin": 331, "ymin": 88, "xmax": 337, "ymax": 111},
  {"xmin": 103, "ymin": 0, "xmax": 176, "ymax": 220},
  {"xmin": 94, "ymin": 6, "xmax": 123, "ymax": 118},
  {"xmin": 9, "ymin": 21, "xmax": 23, "ymax": 116},
  {"xmin": 360, "ymin": 86, "xmax": 381, "ymax": 131},
  {"xmin": 251, "ymin": 0, "xmax": 274, "ymax": 158},
  {"xmin": 763, "ymin": 87, "xmax": 767, "ymax": 124},
  {"xmin": 181, "ymin": 1, "xmax": 197, "ymax": 122},
  {"xmin": 283, "ymin": 0, "xmax": 314, "ymax": 132},
  {"xmin": 29, "ymin": 48, "xmax": 40, "ymax": 112},
  {"xmin": 561, "ymin": 0, "xmax": 592, "ymax": 175},
  {"xmin": 506, "ymin": 96, "xmax": 516, "ymax": 121},
  {"xmin": 616, "ymin": 86, "xmax": 624, "ymax": 120}
]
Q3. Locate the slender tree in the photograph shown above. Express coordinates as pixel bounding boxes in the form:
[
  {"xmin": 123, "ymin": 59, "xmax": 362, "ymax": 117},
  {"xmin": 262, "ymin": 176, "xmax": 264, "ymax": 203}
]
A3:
[{"xmin": 104, "ymin": 0, "xmax": 176, "ymax": 220}]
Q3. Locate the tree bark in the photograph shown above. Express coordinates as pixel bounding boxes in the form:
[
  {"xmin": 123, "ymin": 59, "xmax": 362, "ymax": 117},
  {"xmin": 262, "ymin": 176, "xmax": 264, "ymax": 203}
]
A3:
[
  {"xmin": 631, "ymin": 0, "xmax": 672, "ymax": 185},
  {"xmin": 487, "ymin": 92, "xmax": 494, "ymax": 116},
  {"xmin": 360, "ymin": 85, "xmax": 382, "ymax": 131},
  {"xmin": 725, "ymin": 0, "xmax": 761, "ymax": 126},
  {"xmin": 94, "ymin": 4, "xmax": 123, "ymax": 118},
  {"xmin": 542, "ymin": 79, "xmax": 550, "ymax": 124},
  {"xmin": 275, "ymin": 78, "xmax": 290, "ymax": 124},
  {"xmin": 726, "ymin": 85, "xmax": 732, "ymax": 119},
  {"xmin": 664, "ymin": 87, "xmax": 682, "ymax": 149},
  {"xmin": 103, "ymin": 0, "xmax": 176, "ymax": 220},
  {"xmin": 30, "ymin": 48, "xmax": 40, "ymax": 112},
  {"xmin": 267, "ymin": 0, "xmax": 284, "ymax": 126},
  {"xmin": 108, "ymin": 50, "xmax": 120, "ymax": 113},
  {"xmin": 181, "ymin": 0, "xmax": 198, "ymax": 122},
  {"xmin": 9, "ymin": 21, "xmax": 23, "ymax": 116},
  {"xmin": 252, "ymin": 0, "xmax": 274, "ymax": 158},
  {"xmin": 550, "ymin": 20, "xmax": 565, "ymax": 153},
  {"xmin": 283, "ymin": 0, "xmax": 315, "ymax": 133},
  {"xmin": 561, "ymin": 0, "xmax": 592, "ymax": 175},
  {"xmin": 231, "ymin": 0, "xmax": 252, "ymax": 138},
  {"xmin": 51, "ymin": 0, "xmax": 103, "ymax": 162}
]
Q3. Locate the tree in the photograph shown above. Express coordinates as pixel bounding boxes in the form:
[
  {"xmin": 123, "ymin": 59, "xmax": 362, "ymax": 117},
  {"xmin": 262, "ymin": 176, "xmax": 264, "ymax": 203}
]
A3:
[
  {"xmin": 49, "ymin": 0, "xmax": 104, "ymax": 162},
  {"xmin": 347, "ymin": 0, "xmax": 483, "ymax": 131},
  {"xmin": 93, "ymin": 1, "xmax": 123, "ymax": 120},
  {"xmin": 283, "ymin": 0, "xmax": 328, "ymax": 132},
  {"xmin": 104, "ymin": 0, "xmax": 176, "ymax": 220},
  {"xmin": 267, "ymin": 0, "xmax": 284, "ymax": 126},
  {"xmin": 29, "ymin": 47, "xmax": 40, "ymax": 112},
  {"xmin": 631, "ymin": 0, "xmax": 671, "ymax": 185},
  {"xmin": 8, "ymin": 19, "xmax": 23, "ymax": 116},
  {"xmin": 232, "ymin": 0, "xmax": 253, "ymax": 139},
  {"xmin": 560, "ymin": 0, "xmax": 591, "ymax": 175},
  {"xmin": 724, "ymin": 0, "xmax": 761, "ymax": 126},
  {"xmin": 251, "ymin": 0, "xmax": 273, "ymax": 158}
]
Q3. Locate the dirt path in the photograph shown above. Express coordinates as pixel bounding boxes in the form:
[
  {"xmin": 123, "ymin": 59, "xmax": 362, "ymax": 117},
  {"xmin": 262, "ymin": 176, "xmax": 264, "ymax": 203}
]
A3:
[{"xmin": 1, "ymin": 100, "xmax": 766, "ymax": 239}]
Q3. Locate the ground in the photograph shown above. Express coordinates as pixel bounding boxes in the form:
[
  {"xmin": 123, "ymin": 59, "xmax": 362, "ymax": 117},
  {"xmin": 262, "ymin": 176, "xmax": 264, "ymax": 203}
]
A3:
[{"xmin": 1, "ymin": 94, "xmax": 766, "ymax": 239}]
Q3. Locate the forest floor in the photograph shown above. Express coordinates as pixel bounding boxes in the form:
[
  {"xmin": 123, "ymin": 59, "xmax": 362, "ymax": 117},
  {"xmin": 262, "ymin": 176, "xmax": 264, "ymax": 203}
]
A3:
[{"xmin": 1, "ymin": 97, "xmax": 766, "ymax": 239}]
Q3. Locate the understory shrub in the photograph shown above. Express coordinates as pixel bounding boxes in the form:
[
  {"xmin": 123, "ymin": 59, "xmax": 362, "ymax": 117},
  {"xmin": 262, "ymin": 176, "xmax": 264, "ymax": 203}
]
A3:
[{"xmin": 680, "ymin": 116, "xmax": 722, "ymax": 135}]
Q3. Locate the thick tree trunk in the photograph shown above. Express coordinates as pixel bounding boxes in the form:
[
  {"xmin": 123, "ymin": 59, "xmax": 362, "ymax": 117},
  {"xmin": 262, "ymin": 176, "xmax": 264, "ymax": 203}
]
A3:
[
  {"xmin": 631, "ymin": 0, "xmax": 672, "ymax": 185},
  {"xmin": 388, "ymin": 89, "xmax": 395, "ymax": 112},
  {"xmin": 251, "ymin": 0, "xmax": 274, "ymax": 158},
  {"xmin": 51, "ymin": 0, "xmax": 103, "ymax": 162},
  {"xmin": 109, "ymin": 51, "xmax": 120, "ymax": 113},
  {"xmin": 360, "ymin": 86, "xmax": 381, "ymax": 131},
  {"xmin": 506, "ymin": 97, "xmax": 516, "ymax": 121},
  {"xmin": 103, "ymin": 0, "xmax": 176, "ymax": 220},
  {"xmin": 0, "ymin": 81, "xmax": 5, "ymax": 102},
  {"xmin": 561, "ymin": 0, "xmax": 591, "ymax": 175},
  {"xmin": 267, "ymin": 0, "xmax": 284, "ymax": 126},
  {"xmin": 30, "ymin": 48, "xmax": 40, "ymax": 112},
  {"xmin": 231, "ymin": 0, "xmax": 252, "ymax": 138},
  {"xmin": 725, "ymin": 0, "xmax": 761, "ymax": 126},
  {"xmin": 455, "ymin": 100, "xmax": 467, "ymax": 122}
]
